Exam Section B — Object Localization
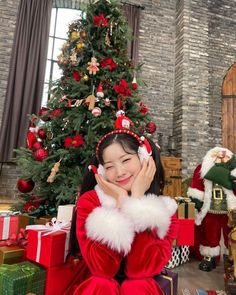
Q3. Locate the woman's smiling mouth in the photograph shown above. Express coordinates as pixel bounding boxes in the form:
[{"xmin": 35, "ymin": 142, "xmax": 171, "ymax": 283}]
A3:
[{"xmin": 117, "ymin": 176, "xmax": 132, "ymax": 185}]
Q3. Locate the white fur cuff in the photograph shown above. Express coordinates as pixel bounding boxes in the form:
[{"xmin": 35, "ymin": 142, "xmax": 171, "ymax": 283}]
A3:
[
  {"xmin": 121, "ymin": 195, "xmax": 177, "ymax": 239},
  {"xmin": 199, "ymin": 245, "xmax": 220, "ymax": 256},
  {"xmin": 231, "ymin": 168, "xmax": 236, "ymax": 178},
  {"xmin": 187, "ymin": 187, "xmax": 204, "ymax": 201},
  {"xmin": 85, "ymin": 207, "xmax": 134, "ymax": 255}
]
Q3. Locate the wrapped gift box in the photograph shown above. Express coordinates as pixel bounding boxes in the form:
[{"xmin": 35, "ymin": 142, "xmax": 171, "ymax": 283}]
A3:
[
  {"xmin": 154, "ymin": 269, "xmax": 178, "ymax": 295},
  {"xmin": 45, "ymin": 257, "xmax": 90, "ymax": 295},
  {"xmin": 34, "ymin": 215, "xmax": 53, "ymax": 225},
  {"xmin": 176, "ymin": 218, "xmax": 194, "ymax": 246},
  {"xmin": 27, "ymin": 228, "xmax": 69, "ymax": 268},
  {"xmin": 57, "ymin": 204, "xmax": 75, "ymax": 222},
  {"xmin": 166, "ymin": 246, "xmax": 190, "ymax": 269},
  {"xmin": 0, "ymin": 215, "xmax": 18, "ymax": 240},
  {"xmin": 177, "ymin": 201, "xmax": 195, "ymax": 219},
  {"xmin": 18, "ymin": 214, "xmax": 36, "ymax": 230},
  {"xmin": 0, "ymin": 246, "xmax": 24, "ymax": 265},
  {"xmin": 0, "ymin": 261, "xmax": 45, "ymax": 295}
]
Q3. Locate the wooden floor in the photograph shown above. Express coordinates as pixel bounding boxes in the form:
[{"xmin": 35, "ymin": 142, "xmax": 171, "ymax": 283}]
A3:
[{"xmin": 174, "ymin": 258, "xmax": 225, "ymax": 294}]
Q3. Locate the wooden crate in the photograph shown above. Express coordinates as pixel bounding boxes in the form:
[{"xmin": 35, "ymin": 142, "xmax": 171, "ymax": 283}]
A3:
[{"xmin": 161, "ymin": 156, "xmax": 182, "ymax": 198}]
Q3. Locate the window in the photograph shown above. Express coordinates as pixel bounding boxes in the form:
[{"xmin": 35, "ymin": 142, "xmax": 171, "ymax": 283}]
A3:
[{"xmin": 42, "ymin": 8, "xmax": 83, "ymax": 106}]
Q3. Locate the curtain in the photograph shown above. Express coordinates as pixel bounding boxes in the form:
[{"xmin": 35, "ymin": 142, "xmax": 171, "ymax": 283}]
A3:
[
  {"xmin": 0, "ymin": 0, "xmax": 53, "ymax": 162},
  {"xmin": 122, "ymin": 3, "xmax": 141, "ymax": 67}
]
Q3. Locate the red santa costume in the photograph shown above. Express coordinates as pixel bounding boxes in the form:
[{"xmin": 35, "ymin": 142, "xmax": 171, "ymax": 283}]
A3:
[
  {"xmin": 187, "ymin": 147, "xmax": 236, "ymax": 271},
  {"xmin": 73, "ymin": 185, "xmax": 178, "ymax": 294}
]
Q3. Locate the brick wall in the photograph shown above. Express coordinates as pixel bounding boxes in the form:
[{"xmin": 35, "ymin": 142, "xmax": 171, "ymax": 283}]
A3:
[
  {"xmin": 174, "ymin": 0, "xmax": 236, "ymax": 175},
  {"xmin": 1, "ymin": 0, "xmax": 236, "ymax": 201}
]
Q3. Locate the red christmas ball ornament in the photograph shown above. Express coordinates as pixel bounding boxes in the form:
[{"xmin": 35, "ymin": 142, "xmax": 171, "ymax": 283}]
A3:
[
  {"xmin": 34, "ymin": 148, "xmax": 48, "ymax": 161},
  {"xmin": 92, "ymin": 107, "xmax": 102, "ymax": 117},
  {"xmin": 33, "ymin": 141, "xmax": 43, "ymax": 150},
  {"xmin": 17, "ymin": 178, "xmax": 35, "ymax": 193},
  {"xmin": 38, "ymin": 128, "xmax": 47, "ymax": 139},
  {"xmin": 146, "ymin": 121, "xmax": 157, "ymax": 134},
  {"xmin": 38, "ymin": 107, "xmax": 49, "ymax": 117}
]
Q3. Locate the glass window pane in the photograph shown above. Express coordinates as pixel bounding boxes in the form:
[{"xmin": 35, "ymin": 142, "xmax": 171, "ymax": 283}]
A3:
[
  {"xmin": 42, "ymin": 84, "xmax": 50, "ymax": 106},
  {"xmin": 47, "ymin": 37, "xmax": 53, "ymax": 59},
  {"xmin": 45, "ymin": 60, "xmax": 51, "ymax": 83},
  {"xmin": 53, "ymin": 38, "xmax": 67, "ymax": 60},
  {"xmin": 49, "ymin": 8, "xmax": 56, "ymax": 36},
  {"xmin": 55, "ymin": 9, "xmax": 82, "ymax": 38},
  {"xmin": 52, "ymin": 62, "xmax": 62, "ymax": 81}
]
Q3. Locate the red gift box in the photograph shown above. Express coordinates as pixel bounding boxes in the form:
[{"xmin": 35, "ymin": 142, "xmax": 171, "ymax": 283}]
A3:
[
  {"xmin": 45, "ymin": 257, "xmax": 90, "ymax": 295},
  {"xmin": 26, "ymin": 229, "xmax": 69, "ymax": 268},
  {"xmin": 0, "ymin": 215, "xmax": 18, "ymax": 240},
  {"xmin": 176, "ymin": 218, "xmax": 194, "ymax": 246}
]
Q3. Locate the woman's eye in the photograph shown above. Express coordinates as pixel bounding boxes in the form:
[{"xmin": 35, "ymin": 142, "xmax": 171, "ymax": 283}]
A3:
[
  {"xmin": 105, "ymin": 166, "xmax": 113, "ymax": 170},
  {"xmin": 123, "ymin": 158, "xmax": 131, "ymax": 163}
]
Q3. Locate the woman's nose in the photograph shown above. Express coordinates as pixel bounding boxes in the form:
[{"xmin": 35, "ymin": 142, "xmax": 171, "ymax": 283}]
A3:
[{"xmin": 115, "ymin": 164, "xmax": 126, "ymax": 177}]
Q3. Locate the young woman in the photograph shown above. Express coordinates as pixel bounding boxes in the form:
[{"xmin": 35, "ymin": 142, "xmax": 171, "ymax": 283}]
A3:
[{"xmin": 70, "ymin": 129, "xmax": 179, "ymax": 295}]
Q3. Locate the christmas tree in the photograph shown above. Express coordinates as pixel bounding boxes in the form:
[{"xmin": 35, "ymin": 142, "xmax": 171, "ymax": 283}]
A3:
[{"xmin": 14, "ymin": 0, "xmax": 157, "ymax": 216}]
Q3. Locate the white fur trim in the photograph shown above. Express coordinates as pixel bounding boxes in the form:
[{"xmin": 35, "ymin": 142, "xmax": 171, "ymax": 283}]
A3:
[
  {"xmin": 199, "ymin": 245, "xmax": 220, "ymax": 256},
  {"xmin": 223, "ymin": 187, "xmax": 236, "ymax": 210},
  {"xmin": 195, "ymin": 179, "xmax": 212, "ymax": 225},
  {"xmin": 187, "ymin": 187, "xmax": 204, "ymax": 201},
  {"xmin": 97, "ymin": 164, "xmax": 106, "ymax": 177},
  {"xmin": 86, "ymin": 207, "xmax": 134, "ymax": 255},
  {"xmin": 231, "ymin": 168, "xmax": 236, "ymax": 178},
  {"xmin": 201, "ymin": 147, "xmax": 233, "ymax": 178},
  {"xmin": 121, "ymin": 195, "xmax": 177, "ymax": 239},
  {"xmin": 95, "ymin": 185, "xmax": 117, "ymax": 209}
]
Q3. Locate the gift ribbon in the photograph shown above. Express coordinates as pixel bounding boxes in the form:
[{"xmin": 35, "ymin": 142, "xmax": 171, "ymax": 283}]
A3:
[
  {"xmin": 26, "ymin": 217, "xmax": 71, "ymax": 263},
  {"xmin": 175, "ymin": 197, "xmax": 191, "ymax": 218},
  {"xmin": 1, "ymin": 216, "xmax": 10, "ymax": 240},
  {"xmin": 0, "ymin": 262, "xmax": 38, "ymax": 292},
  {"xmin": 184, "ymin": 203, "xmax": 189, "ymax": 218},
  {"xmin": 161, "ymin": 275, "xmax": 173, "ymax": 295}
]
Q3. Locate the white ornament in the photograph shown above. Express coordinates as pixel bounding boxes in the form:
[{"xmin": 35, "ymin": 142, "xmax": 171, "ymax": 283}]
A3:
[{"xmin": 92, "ymin": 107, "xmax": 102, "ymax": 117}]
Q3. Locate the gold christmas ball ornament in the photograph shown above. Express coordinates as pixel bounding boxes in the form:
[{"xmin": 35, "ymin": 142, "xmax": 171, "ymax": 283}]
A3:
[
  {"xmin": 70, "ymin": 31, "xmax": 79, "ymax": 40},
  {"xmin": 82, "ymin": 75, "xmax": 89, "ymax": 81},
  {"xmin": 76, "ymin": 42, "xmax": 85, "ymax": 50}
]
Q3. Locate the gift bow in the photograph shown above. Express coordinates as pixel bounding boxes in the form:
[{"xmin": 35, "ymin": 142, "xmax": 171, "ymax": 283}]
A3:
[
  {"xmin": 26, "ymin": 217, "xmax": 71, "ymax": 234},
  {"xmin": 175, "ymin": 196, "xmax": 191, "ymax": 203},
  {"xmin": 0, "ymin": 228, "xmax": 28, "ymax": 248}
]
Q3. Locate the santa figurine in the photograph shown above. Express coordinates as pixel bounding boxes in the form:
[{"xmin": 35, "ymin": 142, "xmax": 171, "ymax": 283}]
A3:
[
  {"xmin": 115, "ymin": 110, "xmax": 134, "ymax": 129},
  {"xmin": 187, "ymin": 147, "xmax": 236, "ymax": 271}
]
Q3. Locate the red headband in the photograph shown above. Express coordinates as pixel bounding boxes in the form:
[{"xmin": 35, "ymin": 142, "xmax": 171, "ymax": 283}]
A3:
[{"xmin": 95, "ymin": 129, "xmax": 152, "ymax": 159}]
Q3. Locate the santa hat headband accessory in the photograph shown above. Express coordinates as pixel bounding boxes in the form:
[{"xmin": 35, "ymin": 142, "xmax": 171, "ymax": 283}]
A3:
[{"xmin": 95, "ymin": 129, "xmax": 152, "ymax": 162}]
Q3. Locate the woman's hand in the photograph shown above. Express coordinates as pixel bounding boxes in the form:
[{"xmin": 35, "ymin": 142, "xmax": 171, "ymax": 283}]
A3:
[
  {"xmin": 131, "ymin": 157, "xmax": 156, "ymax": 198},
  {"xmin": 95, "ymin": 174, "xmax": 128, "ymax": 208}
]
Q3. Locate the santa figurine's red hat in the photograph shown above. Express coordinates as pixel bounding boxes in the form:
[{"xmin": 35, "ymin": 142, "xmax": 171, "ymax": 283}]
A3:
[{"xmin": 96, "ymin": 82, "xmax": 104, "ymax": 98}]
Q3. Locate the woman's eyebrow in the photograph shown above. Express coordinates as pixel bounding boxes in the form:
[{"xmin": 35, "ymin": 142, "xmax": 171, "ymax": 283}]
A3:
[{"xmin": 104, "ymin": 154, "xmax": 130, "ymax": 165}]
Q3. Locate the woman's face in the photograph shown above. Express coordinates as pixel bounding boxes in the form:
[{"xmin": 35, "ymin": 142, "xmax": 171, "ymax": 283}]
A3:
[{"xmin": 102, "ymin": 142, "xmax": 142, "ymax": 192}]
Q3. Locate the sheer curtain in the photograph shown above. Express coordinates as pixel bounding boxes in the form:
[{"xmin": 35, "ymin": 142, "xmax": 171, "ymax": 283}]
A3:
[
  {"xmin": 0, "ymin": 0, "xmax": 53, "ymax": 162},
  {"xmin": 122, "ymin": 3, "xmax": 142, "ymax": 67}
]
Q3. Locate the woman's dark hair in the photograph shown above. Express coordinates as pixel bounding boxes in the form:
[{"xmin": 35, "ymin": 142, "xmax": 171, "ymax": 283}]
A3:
[{"xmin": 69, "ymin": 132, "xmax": 165, "ymax": 257}]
